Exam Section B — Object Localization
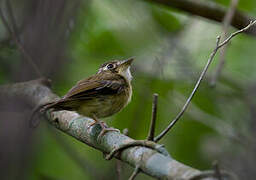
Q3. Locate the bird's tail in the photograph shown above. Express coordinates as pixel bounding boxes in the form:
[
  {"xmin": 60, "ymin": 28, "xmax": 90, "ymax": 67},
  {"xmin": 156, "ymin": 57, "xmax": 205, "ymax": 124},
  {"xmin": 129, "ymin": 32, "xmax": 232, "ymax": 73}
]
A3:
[{"xmin": 29, "ymin": 101, "xmax": 56, "ymax": 128}]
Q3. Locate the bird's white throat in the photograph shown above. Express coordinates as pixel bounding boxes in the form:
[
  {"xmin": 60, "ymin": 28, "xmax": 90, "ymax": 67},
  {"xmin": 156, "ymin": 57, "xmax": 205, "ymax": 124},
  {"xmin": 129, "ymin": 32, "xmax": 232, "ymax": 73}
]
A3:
[{"xmin": 121, "ymin": 67, "xmax": 132, "ymax": 82}]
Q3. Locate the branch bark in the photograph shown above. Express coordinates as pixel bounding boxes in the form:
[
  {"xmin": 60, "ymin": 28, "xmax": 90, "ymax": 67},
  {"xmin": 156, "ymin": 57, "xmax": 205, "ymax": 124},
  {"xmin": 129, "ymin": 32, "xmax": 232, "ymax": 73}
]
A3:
[
  {"xmin": 146, "ymin": 0, "xmax": 256, "ymax": 36},
  {"xmin": 0, "ymin": 79, "xmax": 222, "ymax": 180}
]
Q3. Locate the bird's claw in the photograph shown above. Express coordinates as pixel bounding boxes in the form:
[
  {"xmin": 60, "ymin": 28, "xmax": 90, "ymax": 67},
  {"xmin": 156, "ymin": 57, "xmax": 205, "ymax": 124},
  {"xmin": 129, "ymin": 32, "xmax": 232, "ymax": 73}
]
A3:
[
  {"xmin": 97, "ymin": 127, "xmax": 120, "ymax": 141},
  {"xmin": 88, "ymin": 120, "xmax": 107, "ymax": 128},
  {"xmin": 87, "ymin": 119, "xmax": 120, "ymax": 141}
]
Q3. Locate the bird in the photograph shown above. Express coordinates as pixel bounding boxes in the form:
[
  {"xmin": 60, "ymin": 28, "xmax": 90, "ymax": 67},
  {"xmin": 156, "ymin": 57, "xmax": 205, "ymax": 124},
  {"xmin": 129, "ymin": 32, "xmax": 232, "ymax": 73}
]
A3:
[{"xmin": 31, "ymin": 58, "xmax": 134, "ymax": 138}]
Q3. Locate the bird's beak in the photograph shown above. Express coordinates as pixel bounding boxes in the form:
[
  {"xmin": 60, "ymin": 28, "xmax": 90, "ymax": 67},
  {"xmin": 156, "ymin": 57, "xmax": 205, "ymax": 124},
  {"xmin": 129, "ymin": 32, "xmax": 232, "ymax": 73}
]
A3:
[{"xmin": 120, "ymin": 57, "xmax": 134, "ymax": 68}]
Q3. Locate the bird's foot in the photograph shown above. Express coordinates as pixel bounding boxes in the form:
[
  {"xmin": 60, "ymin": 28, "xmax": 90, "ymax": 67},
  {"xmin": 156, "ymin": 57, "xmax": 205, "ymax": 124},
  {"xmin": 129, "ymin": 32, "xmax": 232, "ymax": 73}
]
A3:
[
  {"xmin": 97, "ymin": 127, "xmax": 120, "ymax": 141},
  {"xmin": 88, "ymin": 116, "xmax": 120, "ymax": 141},
  {"xmin": 88, "ymin": 120, "xmax": 108, "ymax": 128},
  {"xmin": 88, "ymin": 120, "xmax": 98, "ymax": 128},
  {"xmin": 89, "ymin": 114, "xmax": 108, "ymax": 128}
]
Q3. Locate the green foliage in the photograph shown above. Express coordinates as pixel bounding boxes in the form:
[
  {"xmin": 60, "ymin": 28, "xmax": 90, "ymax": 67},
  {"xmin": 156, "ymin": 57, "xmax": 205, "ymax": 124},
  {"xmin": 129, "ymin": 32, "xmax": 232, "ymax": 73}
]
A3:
[{"xmin": 151, "ymin": 4, "xmax": 182, "ymax": 32}]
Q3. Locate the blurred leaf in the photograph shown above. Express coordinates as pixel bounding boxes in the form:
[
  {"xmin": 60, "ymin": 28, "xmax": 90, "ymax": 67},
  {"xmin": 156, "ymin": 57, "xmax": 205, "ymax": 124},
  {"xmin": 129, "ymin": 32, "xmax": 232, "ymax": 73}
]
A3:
[{"xmin": 151, "ymin": 5, "xmax": 182, "ymax": 32}]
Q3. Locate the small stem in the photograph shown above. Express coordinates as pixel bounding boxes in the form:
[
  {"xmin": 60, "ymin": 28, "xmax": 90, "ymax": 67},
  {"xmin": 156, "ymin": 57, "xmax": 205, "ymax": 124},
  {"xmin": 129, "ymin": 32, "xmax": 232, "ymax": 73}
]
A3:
[
  {"xmin": 154, "ymin": 20, "xmax": 256, "ymax": 143},
  {"xmin": 147, "ymin": 93, "xmax": 158, "ymax": 141},
  {"xmin": 213, "ymin": 160, "xmax": 222, "ymax": 180},
  {"xmin": 128, "ymin": 166, "xmax": 140, "ymax": 180},
  {"xmin": 130, "ymin": 93, "xmax": 158, "ymax": 180},
  {"xmin": 154, "ymin": 36, "xmax": 221, "ymax": 142}
]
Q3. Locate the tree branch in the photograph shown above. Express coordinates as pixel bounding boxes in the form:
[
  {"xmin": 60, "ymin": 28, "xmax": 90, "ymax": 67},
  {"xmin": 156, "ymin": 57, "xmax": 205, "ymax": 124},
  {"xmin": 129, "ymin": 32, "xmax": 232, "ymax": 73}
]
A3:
[
  {"xmin": 0, "ymin": 79, "xmax": 226, "ymax": 180},
  {"xmin": 146, "ymin": 0, "xmax": 256, "ymax": 36}
]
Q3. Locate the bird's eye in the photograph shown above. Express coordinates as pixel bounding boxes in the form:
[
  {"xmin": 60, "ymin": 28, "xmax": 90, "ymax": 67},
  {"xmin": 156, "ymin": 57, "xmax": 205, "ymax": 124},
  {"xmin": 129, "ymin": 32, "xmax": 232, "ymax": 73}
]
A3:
[{"xmin": 107, "ymin": 63, "xmax": 114, "ymax": 69}]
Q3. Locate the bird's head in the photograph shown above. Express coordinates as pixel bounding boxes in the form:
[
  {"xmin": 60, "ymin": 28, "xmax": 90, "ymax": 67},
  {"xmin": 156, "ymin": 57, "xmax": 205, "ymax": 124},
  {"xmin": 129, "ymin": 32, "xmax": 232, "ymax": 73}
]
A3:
[{"xmin": 97, "ymin": 58, "xmax": 134, "ymax": 81}]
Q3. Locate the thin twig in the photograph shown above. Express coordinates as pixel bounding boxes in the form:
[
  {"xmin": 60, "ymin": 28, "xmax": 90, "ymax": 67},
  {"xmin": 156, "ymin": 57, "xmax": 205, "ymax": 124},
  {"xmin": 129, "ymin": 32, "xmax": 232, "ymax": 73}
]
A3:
[
  {"xmin": 129, "ymin": 93, "xmax": 158, "ymax": 180},
  {"xmin": 128, "ymin": 166, "xmax": 140, "ymax": 180},
  {"xmin": 154, "ymin": 20, "xmax": 256, "ymax": 143},
  {"xmin": 213, "ymin": 160, "xmax": 223, "ymax": 180},
  {"xmin": 0, "ymin": 5, "xmax": 42, "ymax": 77},
  {"xmin": 218, "ymin": 21, "xmax": 256, "ymax": 48},
  {"xmin": 154, "ymin": 36, "xmax": 221, "ymax": 142},
  {"xmin": 147, "ymin": 93, "xmax": 158, "ymax": 141},
  {"xmin": 211, "ymin": 0, "xmax": 239, "ymax": 87}
]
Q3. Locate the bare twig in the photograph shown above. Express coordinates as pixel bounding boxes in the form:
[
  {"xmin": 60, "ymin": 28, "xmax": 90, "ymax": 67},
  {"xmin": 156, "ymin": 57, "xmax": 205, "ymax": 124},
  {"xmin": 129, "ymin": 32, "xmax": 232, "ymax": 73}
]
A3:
[
  {"xmin": 128, "ymin": 93, "xmax": 159, "ymax": 180},
  {"xmin": 147, "ymin": 93, "xmax": 158, "ymax": 141},
  {"xmin": 128, "ymin": 166, "xmax": 140, "ymax": 180},
  {"xmin": 154, "ymin": 20, "xmax": 256, "ymax": 143},
  {"xmin": 213, "ymin": 161, "xmax": 223, "ymax": 180},
  {"xmin": 211, "ymin": 0, "xmax": 239, "ymax": 87},
  {"xmin": 128, "ymin": 94, "xmax": 159, "ymax": 180},
  {"xmin": 216, "ymin": 21, "xmax": 256, "ymax": 48},
  {"xmin": 0, "ymin": 5, "xmax": 42, "ymax": 77}
]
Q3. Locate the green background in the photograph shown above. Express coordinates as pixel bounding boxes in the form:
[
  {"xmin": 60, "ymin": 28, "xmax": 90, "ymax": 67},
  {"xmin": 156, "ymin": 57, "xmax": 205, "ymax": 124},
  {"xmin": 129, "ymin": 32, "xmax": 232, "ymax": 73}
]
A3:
[{"xmin": 1, "ymin": 0, "xmax": 255, "ymax": 179}]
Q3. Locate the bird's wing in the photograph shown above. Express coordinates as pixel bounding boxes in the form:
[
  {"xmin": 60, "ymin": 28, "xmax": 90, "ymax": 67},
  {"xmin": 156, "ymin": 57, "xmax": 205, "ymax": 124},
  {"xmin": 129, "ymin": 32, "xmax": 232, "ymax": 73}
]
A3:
[{"xmin": 62, "ymin": 73, "xmax": 126, "ymax": 101}]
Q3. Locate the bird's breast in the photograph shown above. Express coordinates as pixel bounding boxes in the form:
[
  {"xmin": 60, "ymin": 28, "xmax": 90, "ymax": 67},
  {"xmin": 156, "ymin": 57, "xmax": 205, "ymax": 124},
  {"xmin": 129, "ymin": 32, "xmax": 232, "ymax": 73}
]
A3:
[{"xmin": 78, "ymin": 83, "xmax": 132, "ymax": 119}]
